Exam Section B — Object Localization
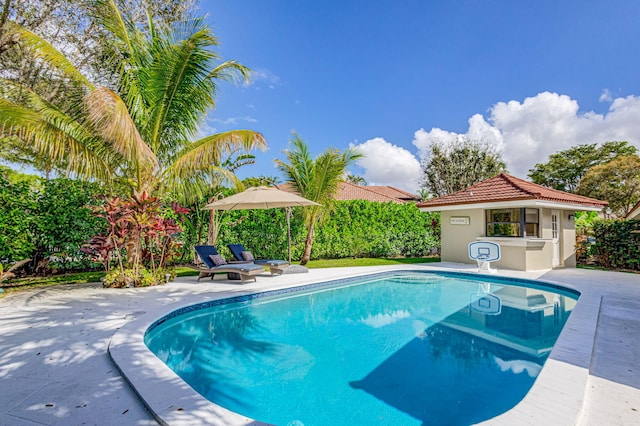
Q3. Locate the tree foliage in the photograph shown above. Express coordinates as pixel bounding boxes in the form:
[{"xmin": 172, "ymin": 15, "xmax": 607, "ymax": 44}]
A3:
[
  {"xmin": 275, "ymin": 133, "xmax": 363, "ymax": 264},
  {"xmin": 0, "ymin": 0, "xmax": 199, "ymax": 177},
  {"xmin": 528, "ymin": 141, "xmax": 637, "ymax": 193},
  {"xmin": 577, "ymin": 155, "xmax": 640, "ymax": 217},
  {"xmin": 345, "ymin": 174, "xmax": 367, "ymax": 185},
  {"xmin": 0, "ymin": 0, "xmax": 265, "ymax": 201},
  {"xmin": 420, "ymin": 138, "xmax": 506, "ymax": 197}
]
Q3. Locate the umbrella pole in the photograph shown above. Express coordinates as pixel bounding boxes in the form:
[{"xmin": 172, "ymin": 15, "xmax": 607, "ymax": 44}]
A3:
[{"xmin": 286, "ymin": 207, "xmax": 292, "ymax": 264}]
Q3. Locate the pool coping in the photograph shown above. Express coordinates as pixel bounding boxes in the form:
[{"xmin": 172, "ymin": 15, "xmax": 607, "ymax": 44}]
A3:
[{"xmin": 108, "ymin": 264, "xmax": 608, "ymax": 426}]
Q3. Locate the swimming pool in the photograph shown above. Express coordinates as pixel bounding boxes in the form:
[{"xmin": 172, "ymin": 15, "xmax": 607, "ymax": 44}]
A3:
[{"xmin": 144, "ymin": 271, "xmax": 577, "ymax": 425}]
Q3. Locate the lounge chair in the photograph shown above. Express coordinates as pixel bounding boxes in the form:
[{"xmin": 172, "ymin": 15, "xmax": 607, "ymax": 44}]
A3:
[
  {"xmin": 193, "ymin": 245, "xmax": 264, "ymax": 283},
  {"xmin": 227, "ymin": 244, "xmax": 290, "ymax": 275}
]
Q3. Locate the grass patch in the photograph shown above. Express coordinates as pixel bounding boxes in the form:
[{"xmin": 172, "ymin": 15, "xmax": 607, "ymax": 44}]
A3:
[
  {"xmin": 1, "ymin": 271, "xmax": 105, "ymax": 295},
  {"xmin": 175, "ymin": 267, "xmax": 200, "ymax": 277}
]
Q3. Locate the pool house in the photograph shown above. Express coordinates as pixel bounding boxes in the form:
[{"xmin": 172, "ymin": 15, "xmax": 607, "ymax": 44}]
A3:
[{"xmin": 418, "ymin": 173, "xmax": 608, "ymax": 271}]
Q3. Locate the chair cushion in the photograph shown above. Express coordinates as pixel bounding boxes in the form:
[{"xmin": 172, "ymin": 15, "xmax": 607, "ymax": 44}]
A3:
[
  {"xmin": 241, "ymin": 251, "xmax": 255, "ymax": 261},
  {"xmin": 209, "ymin": 254, "xmax": 227, "ymax": 266},
  {"xmin": 195, "ymin": 245, "xmax": 219, "ymax": 268},
  {"xmin": 227, "ymin": 244, "xmax": 246, "ymax": 261}
]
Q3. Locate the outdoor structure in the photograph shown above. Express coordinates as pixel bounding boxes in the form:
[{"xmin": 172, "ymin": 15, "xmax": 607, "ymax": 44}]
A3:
[
  {"xmin": 417, "ymin": 173, "xmax": 608, "ymax": 271},
  {"xmin": 278, "ymin": 182, "xmax": 420, "ymax": 204}
]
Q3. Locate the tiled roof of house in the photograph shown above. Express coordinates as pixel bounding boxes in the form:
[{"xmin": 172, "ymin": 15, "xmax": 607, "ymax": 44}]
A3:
[
  {"xmin": 336, "ymin": 182, "xmax": 416, "ymax": 203},
  {"xmin": 365, "ymin": 185, "xmax": 420, "ymax": 201},
  {"xmin": 416, "ymin": 173, "xmax": 608, "ymax": 209},
  {"xmin": 276, "ymin": 182, "xmax": 417, "ymax": 204}
]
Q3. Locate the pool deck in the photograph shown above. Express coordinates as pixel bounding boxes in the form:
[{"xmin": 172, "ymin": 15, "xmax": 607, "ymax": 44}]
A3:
[{"xmin": 0, "ymin": 262, "xmax": 638, "ymax": 425}]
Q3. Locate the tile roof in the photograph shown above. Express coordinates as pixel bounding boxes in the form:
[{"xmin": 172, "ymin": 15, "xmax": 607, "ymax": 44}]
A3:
[
  {"xmin": 276, "ymin": 182, "xmax": 417, "ymax": 204},
  {"xmin": 337, "ymin": 182, "xmax": 420, "ymax": 203},
  {"xmin": 365, "ymin": 185, "xmax": 420, "ymax": 201},
  {"xmin": 417, "ymin": 173, "xmax": 608, "ymax": 209}
]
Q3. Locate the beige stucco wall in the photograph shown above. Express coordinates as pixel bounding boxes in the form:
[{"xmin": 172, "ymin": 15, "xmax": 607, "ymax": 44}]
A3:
[
  {"xmin": 440, "ymin": 210, "xmax": 485, "ymax": 264},
  {"xmin": 439, "ymin": 207, "xmax": 578, "ymax": 271}
]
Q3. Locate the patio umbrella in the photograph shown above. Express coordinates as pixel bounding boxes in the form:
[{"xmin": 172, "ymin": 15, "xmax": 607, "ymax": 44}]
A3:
[{"xmin": 202, "ymin": 186, "xmax": 320, "ymax": 263}]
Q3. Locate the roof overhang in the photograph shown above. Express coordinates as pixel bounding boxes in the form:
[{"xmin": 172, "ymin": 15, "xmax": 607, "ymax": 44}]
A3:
[
  {"xmin": 419, "ymin": 199, "xmax": 605, "ymax": 213},
  {"xmin": 628, "ymin": 202, "xmax": 640, "ymax": 220}
]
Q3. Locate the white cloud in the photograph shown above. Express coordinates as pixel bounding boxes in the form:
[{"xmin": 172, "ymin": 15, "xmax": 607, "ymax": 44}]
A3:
[
  {"xmin": 350, "ymin": 137, "xmax": 422, "ymax": 193},
  {"xmin": 413, "ymin": 91, "xmax": 640, "ymax": 178},
  {"xmin": 194, "ymin": 122, "xmax": 218, "ymax": 140},
  {"xmin": 412, "ymin": 114, "xmax": 504, "ymax": 160},
  {"xmin": 210, "ymin": 116, "xmax": 258, "ymax": 125},
  {"xmin": 349, "ymin": 91, "xmax": 640, "ymax": 191},
  {"xmin": 599, "ymin": 89, "xmax": 613, "ymax": 102},
  {"xmin": 246, "ymin": 68, "xmax": 281, "ymax": 88},
  {"xmin": 490, "ymin": 91, "xmax": 640, "ymax": 176}
]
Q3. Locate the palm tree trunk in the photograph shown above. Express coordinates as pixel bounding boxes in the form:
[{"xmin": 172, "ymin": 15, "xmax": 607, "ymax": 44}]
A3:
[
  {"xmin": 207, "ymin": 210, "xmax": 220, "ymax": 245},
  {"xmin": 300, "ymin": 220, "xmax": 315, "ymax": 265}
]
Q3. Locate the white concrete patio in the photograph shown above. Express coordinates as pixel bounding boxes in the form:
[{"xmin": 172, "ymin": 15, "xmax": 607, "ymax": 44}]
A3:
[{"xmin": 0, "ymin": 263, "xmax": 639, "ymax": 425}]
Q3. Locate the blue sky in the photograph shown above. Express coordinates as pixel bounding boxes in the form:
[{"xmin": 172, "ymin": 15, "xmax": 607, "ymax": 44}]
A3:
[{"xmin": 202, "ymin": 0, "xmax": 640, "ymax": 192}]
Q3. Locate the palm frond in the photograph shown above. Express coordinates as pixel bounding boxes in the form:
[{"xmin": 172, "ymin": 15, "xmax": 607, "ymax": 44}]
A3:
[
  {"xmin": 168, "ymin": 130, "xmax": 266, "ymax": 176},
  {"xmin": 161, "ymin": 165, "xmax": 240, "ymax": 205},
  {"xmin": 275, "ymin": 133, "xmax": 314, "ymax": 196},
  {"xmin": 91, "ymin": 0, "xmax": 139, "ymax": 61},
  {"xmin": 0, "ymin": 98, "xmax": 113, "ymax": 180},
  {"xmin": 85, "ymin": 87, "xmax": 158, "ymax": 178},
  {"xmin": 207, "ymin": 60, "xmax": 252, "ymax": 91},
  {"xmin": 142, "ymin": 26, "xmax": 222, "ymax": 155}
]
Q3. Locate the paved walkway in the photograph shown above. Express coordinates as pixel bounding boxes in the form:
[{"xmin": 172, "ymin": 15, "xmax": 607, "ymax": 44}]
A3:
[{"xmin": 0, "ymin": 264, "xmax": 638, "ymax": 425}]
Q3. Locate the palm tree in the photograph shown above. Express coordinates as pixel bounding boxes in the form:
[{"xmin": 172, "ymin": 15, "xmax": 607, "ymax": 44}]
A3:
[
  {"xmin": 346, "ymin": 174, "xmax": 367, "ymax": 185},
  {"xmin": 275, "ymin": 133, "xmax": 362, "ymax": 265},
  {"xmin": 0, "ymin": 0, "xmax": 266, "ymax": 204}
]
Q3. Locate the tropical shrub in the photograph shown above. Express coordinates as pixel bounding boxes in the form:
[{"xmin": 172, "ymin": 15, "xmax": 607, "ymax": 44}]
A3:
[
  {"xmin": 82, "ymin": 193, "xmax": 188, "ymax": 286},
  {"xmin": 102, "ymin": 266, "xmax": 173, "ymax": 288}
]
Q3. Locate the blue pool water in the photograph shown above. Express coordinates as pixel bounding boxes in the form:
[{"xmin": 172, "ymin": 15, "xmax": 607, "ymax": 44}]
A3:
[{"xmin": 145, "ymin": 272, "xmax": 577, "ymax": 425}]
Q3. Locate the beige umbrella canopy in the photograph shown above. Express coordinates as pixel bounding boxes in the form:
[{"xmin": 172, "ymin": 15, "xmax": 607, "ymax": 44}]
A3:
[{"xmin": 203, "ymin": 186, "xmax": 320, "ymax": 262}]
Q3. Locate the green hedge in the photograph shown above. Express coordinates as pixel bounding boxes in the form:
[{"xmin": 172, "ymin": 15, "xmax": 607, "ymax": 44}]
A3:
[
  {"xmin": 591, "ymin": 220, "xmax": 640, "ymax": 271},
  {"xmin": 215, "ymin": 200, "xmax": 440, "ymax": 261},
  {"xmin": 0, "ymin": 176, "xmax": 105, "ymax": 271},
  {"xmin": 0, "ymin": 175, "xmax": 36, "ymax": 262},
  {"xmin": 1, "ymin": 175, "xmax": 440, "ymax": 272}
]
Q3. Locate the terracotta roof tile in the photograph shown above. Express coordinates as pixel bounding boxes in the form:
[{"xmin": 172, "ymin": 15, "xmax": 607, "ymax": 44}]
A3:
[
  {"xmin": 366, "ymin": 186, "xmax": 420, "ymax": 201},
  {"xmin": 417, "ymin": 173, "xmax": 608, "ymax": 209},
  {"xmin": 336, "ymin": 182, "xmax": 405, "ymax": 203}
]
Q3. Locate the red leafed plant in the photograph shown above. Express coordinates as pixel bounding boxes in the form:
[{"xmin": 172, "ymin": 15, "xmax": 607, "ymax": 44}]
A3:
[{"xmin": 82, "ymin": 192, "xmax": 188, "ymax": 287}]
